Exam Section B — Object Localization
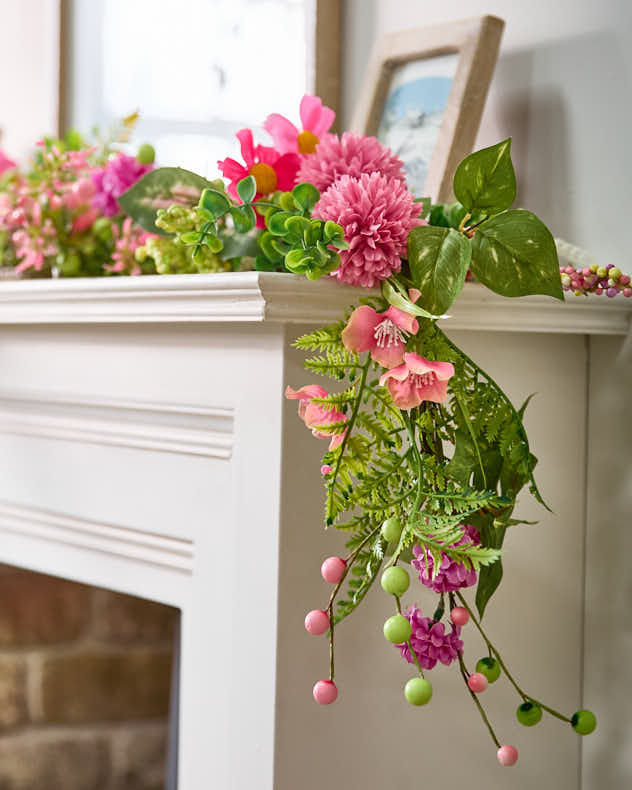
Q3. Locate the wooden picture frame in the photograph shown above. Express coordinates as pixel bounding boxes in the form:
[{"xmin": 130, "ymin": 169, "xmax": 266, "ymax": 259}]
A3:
[{"xmin": 351, "ymin": 16, "xmax": 504, "ymax": 202}]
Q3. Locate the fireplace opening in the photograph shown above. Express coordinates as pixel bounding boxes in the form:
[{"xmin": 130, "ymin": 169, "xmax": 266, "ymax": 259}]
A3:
[{"xmin": 0, "ymin": 563, "xmax": 179, "ymax": 789}]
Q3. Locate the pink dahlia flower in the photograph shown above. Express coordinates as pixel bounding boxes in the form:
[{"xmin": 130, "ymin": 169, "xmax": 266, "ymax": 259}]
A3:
[
  {"xmin": 341, "ymin": 296, "xmax": 420, "ymax": 368},
  {"xmin": 297, "ymin": 132, "xmax": 406, "ymax": 194},
  {"xmin": 285, "ymin": 384, "xmax": 347, "ymax": 450},
  {"xmin": 218, "ymin": 128, "xmax": 300, "ymax": 201},
  {"xmin": 315, "ymin": 172, "xmax": 423, "ymax": 288},
  {"xmin": 92, "ymin": 153, "xmax": 152, "ymax": 217},
  {"xmin": 398, "ymin": 605, "xmax": 463, "ymax": 670},
  {"xmin": 412, "ymin": 524, "xmax": 481, "ymax": 594},
  {"xmin": 264, "ymin": 94, "xmax": 335, "ymax": 156},
  {"xmin": 0, "ymin": 149, "xmax": 16, "ymax": 176},
  {"xmin": 379, "ymin": 352, "xmax": 454, "ymax": 409}
]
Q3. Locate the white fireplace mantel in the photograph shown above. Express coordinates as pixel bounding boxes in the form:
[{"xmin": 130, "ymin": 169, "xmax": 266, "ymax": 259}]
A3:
[{"xmin": 0, "ymin": 273, "xmax": 629, "ymax": 790}]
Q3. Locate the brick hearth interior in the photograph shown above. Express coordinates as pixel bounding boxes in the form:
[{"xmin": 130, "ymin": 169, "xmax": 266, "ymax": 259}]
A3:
[{"xmin": 0, "ymin": 564, "xmax": 177, "ymax": 789}]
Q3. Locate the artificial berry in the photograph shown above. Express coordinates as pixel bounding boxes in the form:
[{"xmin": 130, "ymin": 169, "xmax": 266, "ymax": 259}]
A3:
[
  {"xmin": 383, "ymin": 614, "xmax": 412, "ymax": 644},
  {"xmin": 380, "ymin": 566, "xmax": 410, "ymax": 596},
  {"xmin": 571, "ymin": 709, "xmax": 597, "ymax": 735},
  {"xmin": 450, "ymin": 606, "xmax": 469, "ymax": 626},
  {"xmin": 321, "ymin": 556, "xmax": 346, "ymax": 583},
  {"xmin": 516, "ymin": 701, "xmax": 543, "ymax": 726},
  {"xmin": 381, "ymin": 516, "xmax": 403, "ymax": 543},
  {"xmin": 137, "ymin": 143, "xmax": 156, "ymax": 164},
  {"xmin": 476, "ymin": 657, "xmax": 501, "ymax": 683},
  {"xmin": 497, "ymin": 745, "xmax": 518, "ymax": 766},
  {"xmin": 313, "ymin": 680, "xmax": 338, "ymax": 705},
  {"xmin": 404, "ymin": 677, "xmax": 433, "ymax": 706},
  {"xmin": 304, "ymin": 609, "xmax": 329, "ymax": 635},
  {"xmin": 467, "ymin": 673, "xmax": 488, "ymax": 693}
]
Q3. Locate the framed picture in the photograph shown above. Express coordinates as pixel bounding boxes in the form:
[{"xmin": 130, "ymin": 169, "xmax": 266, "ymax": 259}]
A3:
[
  {"xmin": 351, "ymin": 16, "xmax": 504, "ymax": 202},
  {"xmin": 61, "ymin": 0, "xmax": 341, "ymax": 174}
]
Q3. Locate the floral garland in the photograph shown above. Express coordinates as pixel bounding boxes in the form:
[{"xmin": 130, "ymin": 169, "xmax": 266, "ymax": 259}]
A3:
[{"xmin": 8, "ymin": 97, "xmax": 605, "ymax": 766}]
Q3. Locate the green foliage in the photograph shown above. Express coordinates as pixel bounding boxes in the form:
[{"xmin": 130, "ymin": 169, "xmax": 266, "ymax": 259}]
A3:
[
  {"xmin": 471, "ymin": 209, "xmax": 563, "ymax": 300},
  {"xmin": 407, "ymin": 225, "xmax": 471, "ymax": 314},
  {"xmin": 381, "ymin": 279, "xmax": 436, "ymax": 318},
  {"xmin": 453, "ymin": 138, "xmax": 516, "ymax": 215},
  {"xmin": 118, "ymin": 167, "xmax": 220, "ymax": 235}
]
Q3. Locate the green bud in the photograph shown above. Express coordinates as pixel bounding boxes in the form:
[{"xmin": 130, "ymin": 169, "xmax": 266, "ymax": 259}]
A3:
[{"xmin": 137, "ymin": 143, "xmax": 155, "ymax": 165}]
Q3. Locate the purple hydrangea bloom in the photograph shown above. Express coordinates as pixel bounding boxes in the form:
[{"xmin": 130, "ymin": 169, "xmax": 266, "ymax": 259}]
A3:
[
  {"xmin": 92, "ymin": 153, "xmax": 152, "ymax": 217},
  {"xmin": 398, "ymin": 605, "xmax": 463, "ymax": 670},
  {"xmin": 412, "ymin": 524, "xmax": 480, "ymax": 594}
]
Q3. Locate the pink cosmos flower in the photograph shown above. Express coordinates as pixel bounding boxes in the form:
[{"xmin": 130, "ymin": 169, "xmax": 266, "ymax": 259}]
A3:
[
  {"xmin": 92, "ymin": 153, "xmax": 153, "ymax": 217},
  {"xmin": 315, "ymin": 172, "xmax": 424, "ymax": 287},
  {"xmin": 285, "ymin": 384, "xmax": 347, "ymax": 450},
  {"xmin": 297, "ymin": 132, "xmax": 406, "ymax": 193},
  {"xmin": 0, "ymin": 149, "xmax": 16, "ymax": 176},
  {"xmin": 264, "ymin": 95, "xmax": 335, "ymax": 156},
  {"xmin": 218, "ymin": 128, "xmax": 300, "ymax": 202},
  {"xmin": 398, "ymin": 605, "xmax": 463, "ymax": 670},
  {"xmin": 412, "ymin": 524, "xmax": 481, "ymax": 593},
  {"xmin": 341, "ymin": 293, "xmax": 421, "ymax": 368},
  {"xmin": 379, "ymin": 353, "xmax": 454, "ymax": 409}
]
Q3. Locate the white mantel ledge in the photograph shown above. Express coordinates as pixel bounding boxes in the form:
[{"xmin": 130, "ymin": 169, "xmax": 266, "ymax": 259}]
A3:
[{"xmin": 0, "ymin": 272, "xmax": 630, "ymax": 335}]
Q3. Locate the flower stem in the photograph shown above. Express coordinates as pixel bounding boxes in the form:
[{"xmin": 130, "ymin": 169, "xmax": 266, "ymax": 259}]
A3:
[
  {"xmin": 455, "ymin": 592, "xmax": 572, "ymax": 723},
  {"xmin": 395, "ymin": 595, "xmax": 424, "ymax": 678},
  {"xmin": 457, "ymin": 649, "xmax": 501, "ymax": 748},
  {"xmin": 402, "ymin": 411, "xmax": 424, "ymax": 513}
]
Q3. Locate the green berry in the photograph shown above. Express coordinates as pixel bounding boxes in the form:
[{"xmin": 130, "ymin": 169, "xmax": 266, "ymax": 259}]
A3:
[
  {"xmin": 516, "ymin": 701, "xmax": 542, "ymax": 727},
  {"xmin": 475, "ymin": 657, "xmax": 501, "ymax": 683},
  {"xmin": 380, "ymin": 566, "xmax": 410, "ymax": 596},
  {"xmin": 381, "ymin": 516, "xmax": 403, "ymax": 543},
  {"xmin": 597, "ymin": 266, "xmax": 607, "ymax": 278},
  {"xmin": 383, "ymin": 615, "xmax": 412, "ymax": 644},
  {"xmin": 404, "ymin": 677, "xmax": 433, "ymax": 706},
  {"xmin": 571, "ymin": 709, "xmax": 597, "ymax": 735},
  {"xmin": 137, "ymin": 143, "xmax": 155, "ymax": 165},
  {"xmin": 609, "ymin": 267, "xmax": 622, "ymax": 280}
]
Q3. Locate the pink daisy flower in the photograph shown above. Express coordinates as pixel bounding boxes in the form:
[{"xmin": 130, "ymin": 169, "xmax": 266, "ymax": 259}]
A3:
[
  {"xmin": 218, "ymin": 129, "xmax": 300, "ymax": 213},
  {"xmin": 315, "ymin": 171, "xmax": 423, "ymax": 288},
  {"xmin": 297, "ymin": 132, "xmax": 406, "ymax": 194},
  {"xmin": 264, "ymin": 95, "xmax": 335, "ymax": 156}
]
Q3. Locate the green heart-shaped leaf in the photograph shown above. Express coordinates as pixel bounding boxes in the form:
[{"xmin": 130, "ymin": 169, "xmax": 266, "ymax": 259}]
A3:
[
  {"xmin": 408, "ymin": 225, "xmax": 471, "ymax": 315},
  {"xmin": 118, "ymin": 167, "xmax": 217, "ymax": 235},
  {"xmin": 471, "ymin": 209, "xmax": 563, "ymax": 300},
  {"xmin": 292, "ymin": 182, "xmax": 320, "ymax": 212},
  {"xmin": 453, "ymin": 139, "xmax": 516, "ymax": 215},
  {"xmin": 199, "ymin": 188, "xmax": 230, "ymax": 219}
]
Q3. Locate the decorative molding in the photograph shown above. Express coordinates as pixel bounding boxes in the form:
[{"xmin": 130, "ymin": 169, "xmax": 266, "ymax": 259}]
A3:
[
  {"xmin": 0, "ymin": 499, "xmax": 194, "ymax": 572},
  {"xmin": 0, "ymin": 273, "xmax": 629, "ymax": 334},
  {"xmin": 0, "ymin": 392, "xmax": 234, "ymax": 458}
]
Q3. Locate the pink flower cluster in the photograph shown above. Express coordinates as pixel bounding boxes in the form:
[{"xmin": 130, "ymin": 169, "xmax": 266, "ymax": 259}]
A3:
[
  {"xmin": 218, "ymin": 94, "xmax": 423, "ymax": 288},
  {"xmin": 398, "ymin": 604, "xmax": 463, "ymax": 670},
  {"xmin": 104, "ymin": 217, "xmax": 151, "ymax": 276},
  {"xmin": 412, "ymin": 524, "xmax": 481, "ymax": 593},
  {"xmin": 0, "ymin": 144, "xmax": 152, "ymax": 275}
]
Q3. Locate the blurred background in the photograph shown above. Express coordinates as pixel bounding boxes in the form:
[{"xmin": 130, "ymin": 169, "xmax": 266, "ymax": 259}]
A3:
[{"xmin": 0, "ymin": 1, "xmax": 630, "ymax": 789}]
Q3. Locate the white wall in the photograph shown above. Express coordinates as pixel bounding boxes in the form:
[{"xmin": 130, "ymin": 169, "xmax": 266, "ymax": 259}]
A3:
[
  {"xmin": 341, "ymin": 0, "xmax": 632, "ymax": 267},
  {"xmin": 0, "ymin": 0, "xmax": 60, "ymax": 161}
]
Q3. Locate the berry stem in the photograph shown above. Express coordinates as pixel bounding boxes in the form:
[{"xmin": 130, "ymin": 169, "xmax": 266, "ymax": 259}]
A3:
[
  {"xmin": 326, "ymin": 521, "xmax": 383, "ymax": 680},
  {"xmin": 457, "ymin": 650, "xmax": 500, "ymax": 748},
  {"xmin": 455, "ymin": 592, "xmax": 572, "ymax": 723}
]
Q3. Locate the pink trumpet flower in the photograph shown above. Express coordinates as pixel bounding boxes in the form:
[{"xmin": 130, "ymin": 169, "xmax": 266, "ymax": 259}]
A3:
[
  {"xmin": 285, "ymin": 384, "xmax": 347, "ymax": 450},
  {"xmin": 379, "ymin": 353, "xmax": 454, "ymax": 409},
  {"xmin": 341, "ymin": 292, "xmax": 421, "ymax": 368}
]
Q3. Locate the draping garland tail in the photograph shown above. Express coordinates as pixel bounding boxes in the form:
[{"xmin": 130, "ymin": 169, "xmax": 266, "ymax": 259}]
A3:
[{"xmin": 119, "ymin": 97, "xmax": 605, "ymax": 765}]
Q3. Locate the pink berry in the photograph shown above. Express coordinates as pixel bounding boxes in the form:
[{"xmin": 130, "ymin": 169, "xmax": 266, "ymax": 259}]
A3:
[
  {"xmin": 624, "ymin": 288, "xmax": 632, "ymax": 297},
  {"xmin": 450, "ymin": 606, "xmax": 469, "ymax": 626},
  {"xmin": 313, "ymin": 679, "xmax": 338, "ymax": 705},
  {"xmin": 620, "ymin": 274, "xmax": 630, "ymax": 286},
  {"xmin": 321, "ymin": 556, "xmax": 346, "ymax": 583},
  {"xmin": 468, "ymin": 673, "xmax": 489, "ymax": 693},
  {"xmin": 304, "ymin": 609, "xmax": 330, "ymax": 635},
  {"xmin": 497, "ymin": 745, "xmax": 518, "ymax": 766},
  {"xmin": 320, "ymin": 464, "xmax": 332, "ymax": 475}
]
